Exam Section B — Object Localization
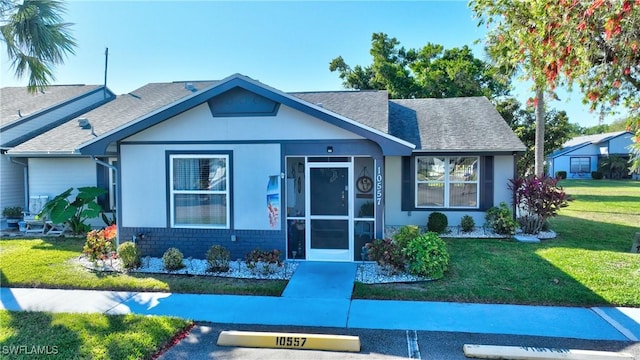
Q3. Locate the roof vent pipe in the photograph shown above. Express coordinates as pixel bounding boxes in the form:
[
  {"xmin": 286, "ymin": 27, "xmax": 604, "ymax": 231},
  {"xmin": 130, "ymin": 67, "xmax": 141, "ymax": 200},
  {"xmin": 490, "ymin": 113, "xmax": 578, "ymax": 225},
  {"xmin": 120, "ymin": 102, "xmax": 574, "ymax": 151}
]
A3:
[{"xmin": 78, "ymin": 118, "xmax": 91, "ymax": 129}]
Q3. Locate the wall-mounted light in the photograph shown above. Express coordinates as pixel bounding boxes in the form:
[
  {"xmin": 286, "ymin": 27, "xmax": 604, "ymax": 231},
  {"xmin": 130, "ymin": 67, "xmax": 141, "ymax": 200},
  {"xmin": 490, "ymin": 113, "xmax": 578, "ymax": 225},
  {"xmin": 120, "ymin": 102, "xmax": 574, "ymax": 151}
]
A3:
[{"xmin": 326, "ymin": 146, "xmax": 333, "ymax": 153}]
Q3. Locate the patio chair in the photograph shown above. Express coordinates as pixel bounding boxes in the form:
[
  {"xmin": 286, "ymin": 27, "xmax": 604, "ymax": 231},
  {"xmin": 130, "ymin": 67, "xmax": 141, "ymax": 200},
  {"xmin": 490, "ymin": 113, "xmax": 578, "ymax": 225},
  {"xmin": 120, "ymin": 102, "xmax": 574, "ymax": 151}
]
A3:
[
  {"xmin": 45, "ymin": 221, "xmax": 69, "ymax": 236},
  {"xmin": 23, "ymin": 195, "xmax": 48, "ymax": 234}
]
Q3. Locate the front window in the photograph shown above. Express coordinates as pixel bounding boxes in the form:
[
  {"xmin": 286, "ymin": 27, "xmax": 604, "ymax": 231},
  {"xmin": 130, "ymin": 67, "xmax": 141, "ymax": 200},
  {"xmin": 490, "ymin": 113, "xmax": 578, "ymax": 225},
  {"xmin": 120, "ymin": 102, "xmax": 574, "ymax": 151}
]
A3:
[
  {"xmin": 570, "ymin": 157, "xmax": 590, "ymax": 173},
  {"xmin": 416, "ymin": 156, "xmax": 479, "ymax": 208},
  {"xmin": 170, "ymin": 154, "xmax": 229, "ymax": 228}
]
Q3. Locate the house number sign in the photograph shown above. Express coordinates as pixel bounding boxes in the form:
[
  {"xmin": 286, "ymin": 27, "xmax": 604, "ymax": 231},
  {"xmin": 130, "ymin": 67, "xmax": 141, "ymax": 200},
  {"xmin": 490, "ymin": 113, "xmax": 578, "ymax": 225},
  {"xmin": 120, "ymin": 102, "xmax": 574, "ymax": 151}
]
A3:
[
  {"xmin": 275, "ymin": 336, "xmax": 308, "ymax": 348},
  {"xmin": 375, "ymin": 165, "xmax": 383, "ymax": 206}
]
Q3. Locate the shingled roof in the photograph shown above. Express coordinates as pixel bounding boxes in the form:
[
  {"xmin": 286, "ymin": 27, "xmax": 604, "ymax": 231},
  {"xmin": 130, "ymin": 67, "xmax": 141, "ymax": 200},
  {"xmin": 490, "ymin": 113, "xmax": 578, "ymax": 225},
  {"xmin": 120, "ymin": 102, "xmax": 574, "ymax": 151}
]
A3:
[
  {"xmin": 291, "ymin": 90, "xmax": 389, "ymax": 134},
  {"xmin": 389, "ymin": 97, "xmax": 526, "ymax": 152},
  {"xmin": 9, "ymin": 81, "xmax": 218, "ymax": 154},
  {"xmin": 1, "ymin": 85, "xmax": 102, "ymax": 126},
  {"xmin": 7, "ymin": 75, "xmax": 525, "ymax": 155}
]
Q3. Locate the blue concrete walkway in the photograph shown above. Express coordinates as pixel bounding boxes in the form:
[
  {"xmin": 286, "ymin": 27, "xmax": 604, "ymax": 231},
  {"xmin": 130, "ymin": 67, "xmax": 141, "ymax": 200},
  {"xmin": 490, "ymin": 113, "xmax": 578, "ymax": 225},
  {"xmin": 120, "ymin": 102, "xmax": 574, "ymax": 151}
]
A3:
[
  {"xmin": 282, "ymin": 261, "xmax": 357, "ymax": 299},
  {"xmin": 1, "ymin": 287, "xmax": 639, "ymax": 341}
]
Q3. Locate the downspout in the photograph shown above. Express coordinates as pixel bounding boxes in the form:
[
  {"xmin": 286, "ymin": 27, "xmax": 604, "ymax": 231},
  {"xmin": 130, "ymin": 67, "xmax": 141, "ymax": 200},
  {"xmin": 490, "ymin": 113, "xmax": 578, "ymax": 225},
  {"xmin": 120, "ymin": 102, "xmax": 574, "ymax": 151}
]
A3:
[
  {"xmin": 8, "ymin": 155, "xmax": 29, "ymax": 210},
  {"xmin": 93, "ymin": 157, "xmax": 119, "ymax": 246}
]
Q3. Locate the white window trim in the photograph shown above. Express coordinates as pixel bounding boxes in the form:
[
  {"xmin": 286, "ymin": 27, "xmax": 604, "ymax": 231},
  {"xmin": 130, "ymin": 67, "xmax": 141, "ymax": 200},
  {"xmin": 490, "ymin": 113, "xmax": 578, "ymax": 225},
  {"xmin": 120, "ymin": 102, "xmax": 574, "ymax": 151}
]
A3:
[
  {"xmin": 415, "ymin": 156, "xmax": 480, "ymax": 209},
  {"xmin": 169, "ymin": 154, "xmax": 230, "ymax": 229},
  {"xmin": 108, "ymin": 157, "xmax": 117, "ymax": 211}
]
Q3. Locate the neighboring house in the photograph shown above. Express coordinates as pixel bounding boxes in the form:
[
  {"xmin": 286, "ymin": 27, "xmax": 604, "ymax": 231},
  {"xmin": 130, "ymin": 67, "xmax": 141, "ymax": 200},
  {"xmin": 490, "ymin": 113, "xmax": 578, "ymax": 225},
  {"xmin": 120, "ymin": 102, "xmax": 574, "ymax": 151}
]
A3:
[
  {"xmin": 547, "ymin": 131, "xmax": 634, "ymax": 179},
  {"xmin": 6, "ymin": 74, "xmax": 525, "ymax": 262},
  {"xmin": 0, "ymin": 85, "xmax": 115, "ymax": 215}
]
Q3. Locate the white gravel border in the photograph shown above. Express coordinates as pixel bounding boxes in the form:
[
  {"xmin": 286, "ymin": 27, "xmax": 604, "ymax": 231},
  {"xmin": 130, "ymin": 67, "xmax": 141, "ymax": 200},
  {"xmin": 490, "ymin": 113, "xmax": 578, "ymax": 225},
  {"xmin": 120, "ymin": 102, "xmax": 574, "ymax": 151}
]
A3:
[{"xmin": 72, "ymin": 227, "xmax": 556, "ymax": 284}]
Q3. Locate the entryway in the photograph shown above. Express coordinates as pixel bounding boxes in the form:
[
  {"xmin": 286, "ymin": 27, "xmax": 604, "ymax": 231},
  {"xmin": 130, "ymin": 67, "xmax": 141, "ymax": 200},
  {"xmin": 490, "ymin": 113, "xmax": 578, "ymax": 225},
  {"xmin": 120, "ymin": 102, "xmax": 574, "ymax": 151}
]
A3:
[
  {"xmin": 285, "ymin": 157, "xmax": 376, "ymax": 262},
  {"xmin": 281, "ymin": 261, "xmax": 357, "ymax": 299}
]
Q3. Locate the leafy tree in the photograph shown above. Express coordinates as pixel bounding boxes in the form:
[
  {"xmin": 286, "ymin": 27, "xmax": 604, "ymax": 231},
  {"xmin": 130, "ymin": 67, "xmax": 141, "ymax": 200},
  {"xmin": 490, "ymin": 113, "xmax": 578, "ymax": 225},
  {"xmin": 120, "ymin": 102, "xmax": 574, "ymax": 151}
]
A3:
[
  {"xmin": 329, "ymin": 32, "xmax": 510, "ymax": 99},
  {"xmin": 472, "ymin": 0, "xmax": 640, "ymax": 171},
  {"xmin": 495, "ymin": 98, "xmax": 573, "ymax": 176},
  {"xmin": 1, "ymin": 0, "xmax": 76, "ymax": 93},
  {"xmin": 471, "ymin": 1, "xmax": 564, "ymax": 176}
]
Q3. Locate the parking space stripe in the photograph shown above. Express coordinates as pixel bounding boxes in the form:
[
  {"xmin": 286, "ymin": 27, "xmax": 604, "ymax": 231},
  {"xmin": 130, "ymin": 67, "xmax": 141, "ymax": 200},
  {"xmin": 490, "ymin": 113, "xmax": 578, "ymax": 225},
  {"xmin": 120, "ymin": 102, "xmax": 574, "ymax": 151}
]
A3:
[{"xmin": 406, "ymin": 330, "xmax": 421, "ymax": 359}]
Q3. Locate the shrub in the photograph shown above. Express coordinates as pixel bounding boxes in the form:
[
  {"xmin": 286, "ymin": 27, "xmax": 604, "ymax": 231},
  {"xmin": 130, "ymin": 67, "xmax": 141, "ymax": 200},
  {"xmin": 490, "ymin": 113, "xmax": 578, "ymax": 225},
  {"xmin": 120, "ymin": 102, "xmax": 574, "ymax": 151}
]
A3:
[
  {"xmin": 2, "ymin": 206, "xmax": 23, "ymax": 218},
  {"xmin": 392, "ymin": 225, "xmax": 421, "ymax": 249},
  {"xmin": 83, "ymin": 224, "xmax": 118, "ymax": 262},
  {"xmin": 485, "ymin": 202, "xmax": 517, "ymax": 235},
  {"xmin": 591, "ymin": 171, "xmax": 603, "ymax": 179},
  {"xmin": 162, "ymin": 247, "xmax": 185, "ymax": 271},
  {"xmin": 555, "ymin": 171, "xmax": 567, "ymax": 179},
  {"xmin": 245, "ymin": 248, "xmax": 282, "ymax": 275},
  {"xmin": 509, "ymin": 175, "xmax": 572, "ymax": 234},
  {"xmin": 460, "ymin": 215, "xmax": 475, "ymax": 232},
  {"xmin": 117, "ymin": 241, "xmax": 141, "ymax": 270},
  {"xmin": 206, "ymin": 245, "xmax": 230, "ymax": 273},
  {"xmin": 365, "ymin": 239, "xmax": 405, "ymax": 274},
  {"xmin": 427, "ymin": 212, "xmax": 448, "ymax": 233},
  {"xmin": 402, "ymin": 232, "xmax": 449, "ymax": 279},
  {"xmin": 40, "ymin": 187, "xmax": 107, "ymax": 235}
]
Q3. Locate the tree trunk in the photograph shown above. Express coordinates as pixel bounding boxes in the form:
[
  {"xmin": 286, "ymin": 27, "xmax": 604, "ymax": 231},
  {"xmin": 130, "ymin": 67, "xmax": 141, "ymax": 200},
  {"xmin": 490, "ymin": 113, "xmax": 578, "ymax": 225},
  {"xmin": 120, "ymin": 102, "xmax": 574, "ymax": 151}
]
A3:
[{"xmin": 534, "ymin": 88, "xmax": 545, "ymax": 176}]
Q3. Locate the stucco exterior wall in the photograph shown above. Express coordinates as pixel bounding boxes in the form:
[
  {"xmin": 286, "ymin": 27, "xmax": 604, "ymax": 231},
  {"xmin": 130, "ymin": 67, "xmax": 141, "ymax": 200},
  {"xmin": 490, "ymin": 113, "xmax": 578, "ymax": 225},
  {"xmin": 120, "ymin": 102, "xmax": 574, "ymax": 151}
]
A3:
[
  {"xmin": 383, "ymin": 155, "xmax": 516, "ymax": 228},
  {"xmin": 609, "ymin": 133, "xmax": 633, "ymax": 154},
  {"xmin": 125, "ymin": 103, "xmax": 363, "ymax": 142},
  {"xmin": 119, "ymin": 143, "xmax": 281, "ymax": 230}
]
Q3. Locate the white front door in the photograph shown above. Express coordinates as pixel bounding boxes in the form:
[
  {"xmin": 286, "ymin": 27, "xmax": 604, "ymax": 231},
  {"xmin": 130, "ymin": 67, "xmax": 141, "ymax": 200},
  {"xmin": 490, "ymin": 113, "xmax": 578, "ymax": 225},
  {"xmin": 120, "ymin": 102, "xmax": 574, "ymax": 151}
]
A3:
[{"xmin": 305, "ymin": 162, "xmax": 353, "ymax": 261}]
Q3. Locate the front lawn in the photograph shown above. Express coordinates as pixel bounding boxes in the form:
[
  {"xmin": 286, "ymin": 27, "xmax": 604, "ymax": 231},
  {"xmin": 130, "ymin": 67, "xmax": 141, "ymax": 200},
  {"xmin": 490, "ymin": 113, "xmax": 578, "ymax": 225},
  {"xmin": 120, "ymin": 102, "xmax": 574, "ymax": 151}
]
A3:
[
  {"xmin": 0, "ymin": 237, "xmax": 286, "ymax": 296},
  {"xmin": 354, "ymin": 179, "xmax": 640, "ymax": 307},
  {"xmin": 1, "ymin": 180, "xmax": 638, "ymax": 306},
  {"xmin": 0, "ymin": 310, "xmax": 190, "ymax": 360}
]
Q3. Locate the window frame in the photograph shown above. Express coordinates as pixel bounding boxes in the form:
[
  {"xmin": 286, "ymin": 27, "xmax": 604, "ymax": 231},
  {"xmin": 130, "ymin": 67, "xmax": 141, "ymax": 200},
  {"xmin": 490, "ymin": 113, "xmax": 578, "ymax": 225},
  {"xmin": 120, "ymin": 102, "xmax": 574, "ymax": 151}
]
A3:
[
  {"xmin": 414, "ymin": 155, "xmax": 480, "ymax": 209},
  {"xmin": 169, "ymin": 153, "xmax": 231, "ymax": 229},
  {"xmin": 569, "ymin": 157, "xmax": 590, "ymax": 173}
]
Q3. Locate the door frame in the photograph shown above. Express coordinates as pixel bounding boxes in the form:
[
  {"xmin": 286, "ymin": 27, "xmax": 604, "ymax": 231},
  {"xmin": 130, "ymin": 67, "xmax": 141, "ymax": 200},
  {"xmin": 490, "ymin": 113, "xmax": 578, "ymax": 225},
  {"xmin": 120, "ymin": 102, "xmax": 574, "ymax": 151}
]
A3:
[{"xmin": 305, "ymin": 161, "xmax": 353, "ymax": 261}]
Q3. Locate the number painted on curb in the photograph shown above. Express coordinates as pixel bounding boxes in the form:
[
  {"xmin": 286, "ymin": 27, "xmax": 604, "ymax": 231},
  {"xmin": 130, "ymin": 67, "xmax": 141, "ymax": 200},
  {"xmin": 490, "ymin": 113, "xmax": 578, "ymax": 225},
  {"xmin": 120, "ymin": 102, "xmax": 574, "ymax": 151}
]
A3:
[{"xmin": 275, "ymin": 336, "xmax": 307, "ymax": 348}]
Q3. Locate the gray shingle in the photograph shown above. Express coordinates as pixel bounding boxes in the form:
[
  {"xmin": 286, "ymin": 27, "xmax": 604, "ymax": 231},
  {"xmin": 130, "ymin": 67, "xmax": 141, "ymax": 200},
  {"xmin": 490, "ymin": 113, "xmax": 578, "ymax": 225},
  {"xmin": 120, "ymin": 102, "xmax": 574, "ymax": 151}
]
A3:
[
  {"xmin": 10, "ymin": 81, "xmax": 218, "ymax": 154},
  {"xmin": 1, "ymin": 85, "xmax": 102, "ymax": 126},
  {"xmin": 291, "ymin": 90, "xmax": 389, "ymax": 133},
  {"xmin": 389, "ymin": 97, "xmax": 526, "ymax": 152}
]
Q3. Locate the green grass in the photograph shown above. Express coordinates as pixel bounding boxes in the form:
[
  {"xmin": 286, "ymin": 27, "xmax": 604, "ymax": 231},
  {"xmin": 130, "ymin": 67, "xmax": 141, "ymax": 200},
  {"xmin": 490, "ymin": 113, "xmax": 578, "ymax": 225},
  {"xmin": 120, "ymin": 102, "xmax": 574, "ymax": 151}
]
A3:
[
  {"xmin": 1, "ymin": 180, "xmax": 638, "ymax": 306},
  {"xmin": 0, "ymin": 237, "xmax": 286, "ymax": 296},
  {"xmin": 354, "ymin": 179, "xmax": 640, "ymax": 306},
  {"xmin": 0, "ymin": 310, "xmax": 190, "ymax": 360}
]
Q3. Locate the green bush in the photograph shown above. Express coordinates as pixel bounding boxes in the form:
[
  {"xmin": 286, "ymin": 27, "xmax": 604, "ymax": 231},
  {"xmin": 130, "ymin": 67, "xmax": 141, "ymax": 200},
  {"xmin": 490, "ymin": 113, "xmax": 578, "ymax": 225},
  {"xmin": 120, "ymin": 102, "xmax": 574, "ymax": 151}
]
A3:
[
  {"xmin": 555, "ymin": 171, "xmax": 567, "ymax": 179},
  {"xmin": 485, "ymin": 202, "xmax": 517, "ymax": 235},
  {"xmin": 591, "ymin": 171, "xmax": 603, "ymax": 179},
  {"xmin": 206, "ymin": 245, "xmax": 230, "ymax": 273},
  {"xmin": 392, "ymin": 225, "xmax": 421, "ymax": 249},
  {"xmin": 460, "ymin": 215, "xmax": 475, "ymax": 232},
  {"xmin": 117, "ymin": 241, "xmax": 141, "ymax": 270},
  {"xmin": 365, "ymin": 238, "xmax": 405, "ymax": 274},
  {"xmin": 402, "ymin": 232, "xmax": 449, "ymax": 279},
  {"xmin": 162, "ymin": 247, "xmax": 185, "ymax": 271},
  {"xmin": 427, "ymin": 212, "xmax": 448, "ymax": 233}
]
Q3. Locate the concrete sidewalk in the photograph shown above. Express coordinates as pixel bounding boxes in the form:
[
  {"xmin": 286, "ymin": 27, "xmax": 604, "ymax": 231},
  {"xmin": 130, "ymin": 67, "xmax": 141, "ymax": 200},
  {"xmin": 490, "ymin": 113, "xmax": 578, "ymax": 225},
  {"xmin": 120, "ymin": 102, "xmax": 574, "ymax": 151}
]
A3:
[{"xmin": 1, "ymin": 287, "xmax": 639, "ymax": 342}]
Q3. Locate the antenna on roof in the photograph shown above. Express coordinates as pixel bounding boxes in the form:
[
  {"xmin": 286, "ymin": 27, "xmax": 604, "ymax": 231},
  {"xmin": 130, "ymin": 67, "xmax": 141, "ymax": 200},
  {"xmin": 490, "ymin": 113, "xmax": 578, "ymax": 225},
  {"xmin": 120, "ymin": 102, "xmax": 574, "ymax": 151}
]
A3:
[{"xmin": 103, "ymin": 47, "xmax": 109, "ymax": 96}]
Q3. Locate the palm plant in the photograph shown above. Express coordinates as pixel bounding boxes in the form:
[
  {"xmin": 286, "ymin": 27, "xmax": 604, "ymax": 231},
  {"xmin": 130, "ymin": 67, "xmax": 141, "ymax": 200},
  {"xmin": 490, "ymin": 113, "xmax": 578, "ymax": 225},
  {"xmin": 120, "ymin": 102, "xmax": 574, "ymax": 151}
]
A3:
[{"xmin": 1, "ymin": 0, "xmax": 76, "ymax": 93}]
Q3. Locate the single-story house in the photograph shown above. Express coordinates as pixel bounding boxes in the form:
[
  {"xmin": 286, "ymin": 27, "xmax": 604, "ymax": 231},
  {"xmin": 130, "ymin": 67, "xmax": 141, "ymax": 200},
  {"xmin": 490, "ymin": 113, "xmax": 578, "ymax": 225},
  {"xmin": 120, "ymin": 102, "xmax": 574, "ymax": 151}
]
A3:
[
  {"xmin": 5, "ymin": 73, "xmax": 525, "ymax": 262},
  {"xmin": 547, "ymin": 131, "xmax": 635, "ymax": 179},
  {"xmin": 0, "ymin": 85, "xmax": 115, "ymax": 214}
]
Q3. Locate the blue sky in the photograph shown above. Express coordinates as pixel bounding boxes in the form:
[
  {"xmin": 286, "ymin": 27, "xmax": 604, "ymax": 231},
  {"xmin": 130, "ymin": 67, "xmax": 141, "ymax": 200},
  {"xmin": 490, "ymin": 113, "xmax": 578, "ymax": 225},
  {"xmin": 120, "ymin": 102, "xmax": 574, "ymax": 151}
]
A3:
[{"xmin": 0, "ymin": 0, "xmax": 620, "ymax": 127}]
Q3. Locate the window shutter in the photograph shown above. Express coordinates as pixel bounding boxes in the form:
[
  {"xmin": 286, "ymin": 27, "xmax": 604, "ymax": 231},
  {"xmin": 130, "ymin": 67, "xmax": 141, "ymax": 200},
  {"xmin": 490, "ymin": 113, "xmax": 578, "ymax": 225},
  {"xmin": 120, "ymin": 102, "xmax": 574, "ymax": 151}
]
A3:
[
  {"xmin": 401, "ymin": 156, "xmax": 414, "ymax": 211},
  {"xmin": 480, "ymin": 156, "xmax": 494, "ymax": 210}
]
